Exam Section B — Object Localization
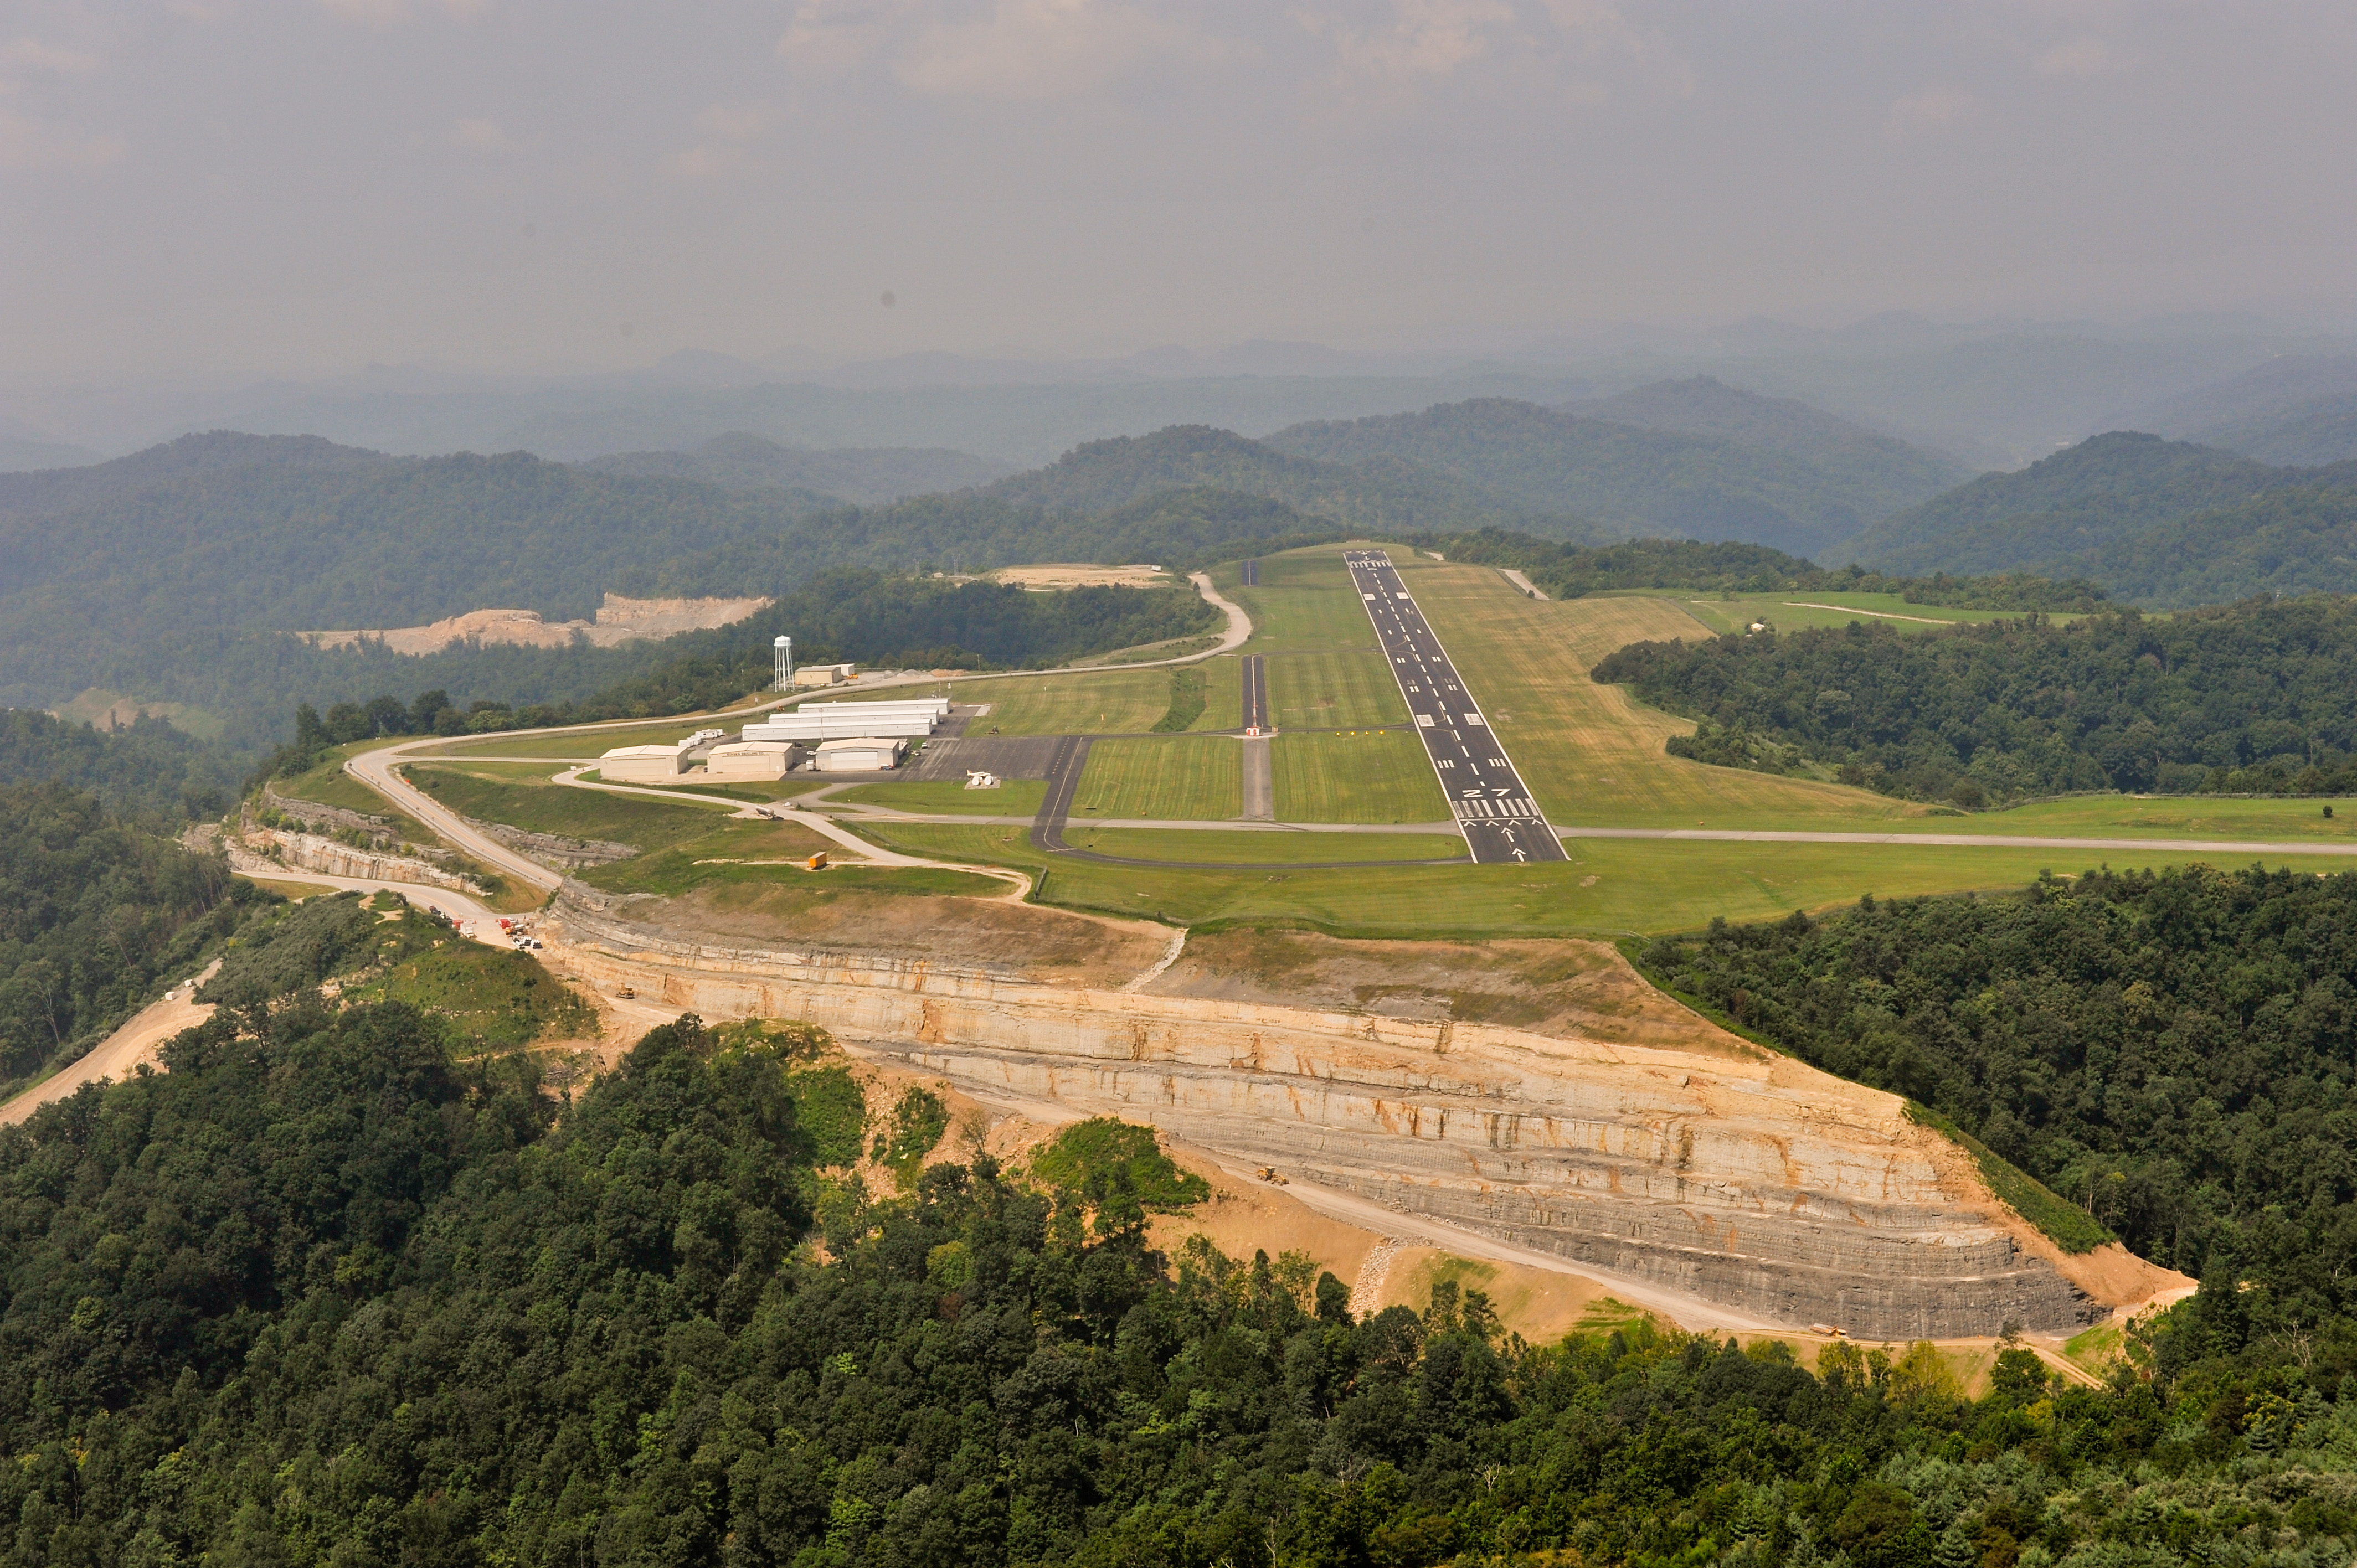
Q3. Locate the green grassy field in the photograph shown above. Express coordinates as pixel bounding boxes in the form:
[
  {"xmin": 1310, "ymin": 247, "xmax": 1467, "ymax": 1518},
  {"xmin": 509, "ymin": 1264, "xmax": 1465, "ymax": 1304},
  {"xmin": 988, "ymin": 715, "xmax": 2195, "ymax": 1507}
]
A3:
[
  {"xmin": 1396, "ymin": 555, "xmax": 1926, "ymax": 832},
  {"xmin": 1190, "ymin": 656, "xmax": 1246, "ymax": 731},
  {"xmin": 1060, "ymin": 827, "xmax": 1466, "ymax": 864},
  {"xmin": 1271, "ymin": 731, "xmax": 1451, "ymax": 824},
  {"xmin": 1069, "ymin": 736, "xmax": 1242, "ymax": 821},
  {"xmin": 429, "ymin": 720, "xmax": 720, "ymax": 760},
  {"xmin": 1266, "ymin": 649, "xmax": 1411, "ymax": 729},
  {"xmin": 1221, "ymin": 551, "xmax": 1385, "ymax": 653},
  {"xmin": 833, "ymin": 779, "xmax": 1050, "ymax": 817},
  {"xmin": 408, "ymin": 766, "xmax": 736, "ymax": 852},
  {"xmin": 912, "ymin": 669, "xmax": 1174, "ymax": 735},
  {"xmin": 583, "ymin": 824, "xmax": 988, "ymax": 898},
  {"xmin": 856, "ymin": 819, "xmax": 2357, "ymax": 935},
  {"xmin": 1905, "ymin": 793, "xmax": 2357, "ymax": 844}
]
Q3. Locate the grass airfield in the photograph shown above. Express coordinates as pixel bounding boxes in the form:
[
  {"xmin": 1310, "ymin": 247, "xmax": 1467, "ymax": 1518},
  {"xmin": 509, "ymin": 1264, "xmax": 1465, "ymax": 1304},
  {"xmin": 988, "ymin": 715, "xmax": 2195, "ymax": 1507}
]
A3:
[
  {"xmin": 833, "ymin": 544, "xmax": 2357, "ymax": 932},
  {"xmin": 372, "ymin": 543, "xmax": 2357, "ymax": 938}
]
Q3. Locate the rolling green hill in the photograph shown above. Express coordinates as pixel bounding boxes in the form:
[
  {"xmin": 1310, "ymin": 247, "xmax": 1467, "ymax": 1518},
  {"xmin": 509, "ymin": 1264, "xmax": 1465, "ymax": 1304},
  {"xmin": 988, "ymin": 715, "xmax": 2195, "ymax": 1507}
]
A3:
[
  {"xmin": 1263, "ymin": 398, "xmax": 1905, "ymax": 555},
  {"xmin": 1838, "ymin": 429, "xmax": 2357, "ymax": 587}
]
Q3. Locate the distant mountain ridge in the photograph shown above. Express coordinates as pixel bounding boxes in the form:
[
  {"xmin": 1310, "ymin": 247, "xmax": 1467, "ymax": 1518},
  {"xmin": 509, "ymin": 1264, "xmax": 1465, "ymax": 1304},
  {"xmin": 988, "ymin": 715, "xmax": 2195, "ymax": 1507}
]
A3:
[
  {"xmin": 2140, "ymin": 354, "xmax": 2357, "ymax": 467},
  {"xmin": 1262, "ymin": 395, "xmax": 1948, "ymax": 556},
  {"xmin": 968, "ymin": 423, "xmax": 1598, "ymax": 540},
  {"xmin": 575, "ymin": 431, "xmax": 1008, "ymax": 504},
  {"xmin": 1570, "ymin": 376, "xmax": 1971, "ymax": 519}
]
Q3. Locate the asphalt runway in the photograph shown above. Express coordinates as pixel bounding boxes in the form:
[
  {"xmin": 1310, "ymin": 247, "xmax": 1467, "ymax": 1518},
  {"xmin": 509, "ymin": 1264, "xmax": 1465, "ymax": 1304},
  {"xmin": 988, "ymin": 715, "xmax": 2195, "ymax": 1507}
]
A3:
[
  {"xmin": 1345, "ymin": 549, "xmax": 1566, "ymax": 865},
  {"xmin": 1240, "ymin": 559, "xmax": 1259, "ymax": 586},
  {"xmin": 1241, "ymin": 654, "xmax": 1269, "ymax": 733}
]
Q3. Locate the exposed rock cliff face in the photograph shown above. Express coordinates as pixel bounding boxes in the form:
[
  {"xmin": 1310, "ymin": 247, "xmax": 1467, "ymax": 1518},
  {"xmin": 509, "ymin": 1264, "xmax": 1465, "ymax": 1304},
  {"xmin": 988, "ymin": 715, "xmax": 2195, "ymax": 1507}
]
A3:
[
  {"xmin": 236, "ymin": 829, "xmax": 487, "ymax": 896},
  {"xmin": 544, "ymin": 897, "xmax": 2120, "ymax": 1340}
]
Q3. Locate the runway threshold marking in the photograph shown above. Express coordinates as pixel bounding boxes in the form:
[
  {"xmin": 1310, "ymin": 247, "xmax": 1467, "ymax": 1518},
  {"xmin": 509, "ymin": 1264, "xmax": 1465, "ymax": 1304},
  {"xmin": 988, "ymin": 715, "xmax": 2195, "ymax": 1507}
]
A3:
[{"xmin": 1344, "ymin": 549, "xmax": 1565, "ymax": 866}]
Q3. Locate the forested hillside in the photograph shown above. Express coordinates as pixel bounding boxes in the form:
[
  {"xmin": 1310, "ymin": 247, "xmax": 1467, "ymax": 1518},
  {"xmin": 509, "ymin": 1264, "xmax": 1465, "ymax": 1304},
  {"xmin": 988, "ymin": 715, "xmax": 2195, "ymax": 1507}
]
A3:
[
  {"xmin": 577, "ymin": 430, "xmax": 1007, "ymax": 504},
  {"xmin": 1837, "ymin": 431, "xmax": 2357, "ymax": 605},
  {"xmin": 1636, "ymin": 865, "xmax": 2357, "ymax": 1296},
  {"xmin": 0, "ymin": 435, "xmax": 840, "ymax": 708},
  {"xmin": 0, "ymin": 783, "xmax": 251, "ymax": 1094},
  {"xmin": 6, "ymin": 927, "xmax": 2357, "ymax": 1564},
  {"xmin": 2066, "ymin": 483, "xmax": 2357, "ymax": 606},
  {"xmin": 1266, "ymin": 398, "xmax": 1919, "ymax": 555},
  {"xmin": 1573, "ymin": 376, "xmax": 1969, "ymax": 520},
  {"xmin": 1429, "ymin": 532, "xmax": 2107, "ymax": 610},
  {"xmin": 0, "ymin": 709, "xmax": 241, "ymax": 822},
  {"xmin": 1593, "ymin": 595, "xmax": 2357, "ymax": 802}
]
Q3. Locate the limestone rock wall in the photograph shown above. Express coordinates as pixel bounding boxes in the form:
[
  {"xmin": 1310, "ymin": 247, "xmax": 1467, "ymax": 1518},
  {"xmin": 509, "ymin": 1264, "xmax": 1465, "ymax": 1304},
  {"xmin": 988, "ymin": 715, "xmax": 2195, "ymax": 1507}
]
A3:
[
  {"xmin": 239, "ymin": 829, "xmax": 488, "ymax": 896},
  {"xmin": 547, "ymin": 899, "xmax": 2096, "ymax": 1339}
]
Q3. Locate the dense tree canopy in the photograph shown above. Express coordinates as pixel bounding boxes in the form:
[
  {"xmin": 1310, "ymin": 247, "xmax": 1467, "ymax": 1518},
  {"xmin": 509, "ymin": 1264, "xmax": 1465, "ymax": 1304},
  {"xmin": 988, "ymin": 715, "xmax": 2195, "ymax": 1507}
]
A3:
[
  {"xmin": 0, "ymin": 783, "xmax": 250, "ymax": 1091},
  {"xmin": 6, "ymin": 994, "xmax": 2357, "ymax": 1568},
  {"xmin": 0, "ymin": 709, "xmax": 240, "ymax": 823},
  {"xmin": 1594, "ymin": 595, "xmax": 2357, "ymax": 803},
  {"xmin": 1429, "ymin": 532, "xmax": 2106, "ymax": 610},
  {"xmin": 1634, "ymin": 865, "xmax": 2357, "ymax": 1297}
]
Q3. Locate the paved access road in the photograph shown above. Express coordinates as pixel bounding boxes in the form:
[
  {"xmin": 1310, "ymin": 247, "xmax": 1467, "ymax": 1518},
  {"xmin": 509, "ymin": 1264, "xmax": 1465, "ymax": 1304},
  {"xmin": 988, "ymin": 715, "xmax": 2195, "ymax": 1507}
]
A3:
[{"xmin": 1345, "ymin": 549, "xmax": 1566, "ymax": 865}]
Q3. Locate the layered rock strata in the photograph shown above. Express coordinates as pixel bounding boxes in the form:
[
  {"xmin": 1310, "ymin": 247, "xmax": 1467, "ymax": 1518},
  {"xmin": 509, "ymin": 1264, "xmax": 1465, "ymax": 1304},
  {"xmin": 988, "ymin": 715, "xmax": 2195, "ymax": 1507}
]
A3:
[
  {"xmin": 235, "ymin": 830, "xmax": 487, "ymax": 896},
  {"xmin": 548, "ymin": 899, "xmax": 2097, "ymax": 1340}
]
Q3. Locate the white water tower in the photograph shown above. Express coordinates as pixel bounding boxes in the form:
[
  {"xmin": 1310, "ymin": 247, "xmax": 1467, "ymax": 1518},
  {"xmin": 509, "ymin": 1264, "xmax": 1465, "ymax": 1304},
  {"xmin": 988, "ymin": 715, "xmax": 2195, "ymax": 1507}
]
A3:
[{"xmin": 773, "ymin": 635, "xmax": 793, "ymax": 691}]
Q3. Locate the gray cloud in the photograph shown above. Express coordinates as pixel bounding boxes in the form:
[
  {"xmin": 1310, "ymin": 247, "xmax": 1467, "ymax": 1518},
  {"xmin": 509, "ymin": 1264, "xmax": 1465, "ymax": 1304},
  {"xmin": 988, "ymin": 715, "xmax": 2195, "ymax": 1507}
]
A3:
[{"xmin": 2, "ymin": 1, "xmax": 2352, "ymax": 382}]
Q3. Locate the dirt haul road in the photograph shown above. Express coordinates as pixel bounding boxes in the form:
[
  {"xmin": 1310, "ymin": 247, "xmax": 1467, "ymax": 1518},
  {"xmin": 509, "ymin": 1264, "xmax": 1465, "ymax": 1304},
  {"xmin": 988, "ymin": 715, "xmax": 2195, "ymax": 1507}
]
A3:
[{"xmin": 0, "ymin": 963, "xmax": 218, "ymax": 1126}]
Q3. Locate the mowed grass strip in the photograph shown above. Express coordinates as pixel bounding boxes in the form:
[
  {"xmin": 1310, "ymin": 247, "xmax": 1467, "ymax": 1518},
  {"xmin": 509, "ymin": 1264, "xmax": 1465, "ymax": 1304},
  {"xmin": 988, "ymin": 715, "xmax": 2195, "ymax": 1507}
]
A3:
[
  {"xmin": 1272, "ymin": 731, "xmax": 1451, "ymax": 824},
  {"xmin": 1069, "ymin": 736, "xmax": 1241, "ymax": 821},
  {"xmin": 408, "ymin": 766, "xmax": 734, "ymax": 852},
  {"xmin": 1226, "ymin": 549, "xmax": 1385, "ymax": 653},
  {"xmin": 1059, "ymin": 828, "xmax": 1467, "ymax": 864},
  {"xmin": 940, "ymin": 669, "xmax": 1174, "ymax": 735},
  {"xmin": 1266, "ymin": 649, "xmax": 1411, "ymax": 729},
  {"xmin": 1190, "ymin": 656, "xmax": 1246, "ymax": 731},
  {"xmin": 1398, "ymin": 560, "xmax": 1922, "ymax": 831},
  {"xmin": 857, "ymin": 821, "xmax": 2357, "ymax": 936},
  {"xmin": 585, "ymin": 819, "xmax": 979, "ymax": 897}
]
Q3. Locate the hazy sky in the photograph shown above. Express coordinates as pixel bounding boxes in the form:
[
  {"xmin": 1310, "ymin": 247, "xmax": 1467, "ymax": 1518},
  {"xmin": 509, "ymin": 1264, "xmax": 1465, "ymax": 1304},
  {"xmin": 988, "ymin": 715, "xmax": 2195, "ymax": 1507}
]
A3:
[{"xmin": 4, "ymin": 1, "xmax": 2354, "ymax": 382}]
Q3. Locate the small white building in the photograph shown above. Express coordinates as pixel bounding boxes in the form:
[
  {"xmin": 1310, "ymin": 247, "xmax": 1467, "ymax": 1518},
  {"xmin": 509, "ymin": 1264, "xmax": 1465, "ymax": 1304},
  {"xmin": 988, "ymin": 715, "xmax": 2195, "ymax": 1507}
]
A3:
[
  {"xmin": 599, "ymin": 742, "xmax": 692, "ymax": 783},
  {"xmin": 793, "ymin": 663, "xmax": 858, "ymax": 689},
  {"xmin": 706, "ymin": 740, "xmax": 802, "ymax": 780},
  {"xmin": 813, "ymin": 737, "xmax": 907, "ymax": 772}
]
